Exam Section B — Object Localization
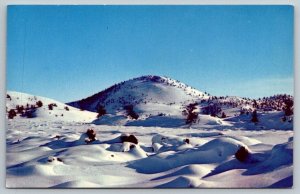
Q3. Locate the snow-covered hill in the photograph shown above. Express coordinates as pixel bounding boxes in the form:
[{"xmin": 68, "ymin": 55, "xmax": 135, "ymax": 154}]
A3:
[
  {"xmin": 68, "ymin": 75, "xmax": 209, "ymax": 115},
  {"xmin": 66, "ymin": 75, "xmax": 293, "ymax": 130},
  {"xmin": 6, "ymin": 91, "xmax": 97, "ymax": 122}
]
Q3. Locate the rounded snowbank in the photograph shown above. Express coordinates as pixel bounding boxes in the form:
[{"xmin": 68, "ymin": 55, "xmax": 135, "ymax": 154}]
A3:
[{"xmin": 128, "ymin": 137, "xmax": 248, "ymax": 173}]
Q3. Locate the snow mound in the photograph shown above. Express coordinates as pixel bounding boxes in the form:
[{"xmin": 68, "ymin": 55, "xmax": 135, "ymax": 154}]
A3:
[
  {"xmin": 128, "ymin": 137, "xmax": 248, "ymax": 174},
  {"xmin": 243, "ymin": 141, "xmax": 293, "ymax": 175}
]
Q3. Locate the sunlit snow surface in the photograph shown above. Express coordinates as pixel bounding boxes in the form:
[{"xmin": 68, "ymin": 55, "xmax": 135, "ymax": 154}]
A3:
[
  {"xmin": 6, "ymin": 89, "xmax": 293, "ymax": 188},
  {"xmin": 6, "ymin": 120, "xmax": 293, "ymax": 188}
]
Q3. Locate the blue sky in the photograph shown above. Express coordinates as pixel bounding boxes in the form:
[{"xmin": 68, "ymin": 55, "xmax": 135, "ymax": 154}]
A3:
[{"xmin": 7, "ymin": 5, "xmax": 294, "ymax": 102}]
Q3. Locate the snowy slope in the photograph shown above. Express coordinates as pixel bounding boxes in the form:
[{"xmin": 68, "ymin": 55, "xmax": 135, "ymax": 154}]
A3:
[
  {"xmin": 68, "ymin": 75, "xmax": 209, "ymax": 114},
  {"xmin": 6, "ymin": 91, "xmax": 97, "ymax": 122},
  {"xmin": 67, "ymin": 75, "xmax": 227, "ymax": 127}
]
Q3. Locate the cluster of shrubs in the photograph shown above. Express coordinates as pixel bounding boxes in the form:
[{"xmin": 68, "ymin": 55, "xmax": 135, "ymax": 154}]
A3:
[
  {"xmin": 255, "ymin": 94, "xmax": 293, "ymax": 113},
  {"xmin": 7, "ymin": 100, "xmax": 44, "ymax": 119},
  {"xmin": 202, "ymin": 103, "xmax": 222, "ymax": 117}
]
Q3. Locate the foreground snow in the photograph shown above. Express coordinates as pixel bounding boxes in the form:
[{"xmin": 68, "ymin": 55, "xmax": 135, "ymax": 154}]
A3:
[
  {"xmin": 6, "ymin": 88, "xmax": 293, "ymax": 188},
  {"xmin": 6, "ymin": 119, "xmax": 293, "ymax": 188}
]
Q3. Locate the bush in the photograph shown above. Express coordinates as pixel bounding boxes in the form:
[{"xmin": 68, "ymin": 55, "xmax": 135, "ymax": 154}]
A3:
[
  {"xmin": 16, "ymin": 105, "xmax": 24, "ymax": 114},
  {"xmin": 6, "ymin": 94, "xmax": 11, "ymax": 100},
  {"xmin": 36, "ymin": 100, "xmax": 43, "ymax": 107},
  {"xmin": 235, "ymin": 146, "xmax": 250, "ymax": 162},
  {"xmin": 8, "ymin": 109, "xmax": 17, "ymax": 119},
  {"xmin": 124, "ymin": 105, "xmax": 139, "ymax": 120},
  {"xmin": 85, "ymin": 129, "xmax": 96, "ymax": 143},
  {"xmin": 183, "ymin": 138, "xmax": 190, "ymax": 144},
  {"xmin": 96, "ymin": 105, "xmax": 106, "ymax": 118},
  {"xmin": 48, "ymin": 103, "xmax": 56, "ymax": 110},
  {"xmin": 221, "ymin": 112, "xmax": 226, "ymax": 118},
  {"xmin": 121, "ymin": 134, "xmax": 138, "ymax": 144},
  {"xmin": 251, "ymin": 110, "xmax": 259, "ymax": 123},
  {"xmin": 283, "ymin": 99, "xmax": 293, "ymax": 116},
  {"xmin": 184, "ymin": 103, "xmax": 199, "ymax": 125},
  {"xmin": 86, "ymin": 129, "xmax": 96, "ymax": 140}
]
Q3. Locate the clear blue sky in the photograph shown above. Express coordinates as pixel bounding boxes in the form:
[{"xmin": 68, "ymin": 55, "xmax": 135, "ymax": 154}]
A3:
[{"xmin": 7, "ymin": 5, "xmax": 294, "ymax": 102}]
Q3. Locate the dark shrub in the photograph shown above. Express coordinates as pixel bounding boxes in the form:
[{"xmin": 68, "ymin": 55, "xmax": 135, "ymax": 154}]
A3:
[
  {"xmin": 251, "ymin": 110, "xmax": 259, "ymax": 123},
  {"xmin": 221, "ymin": 112, "xmax": 226, "ymax": 118},
  {"xmin": 36, "ymin": 100, "xmax": 43, "ymax": 107},
  {"xmin": 121, "ymin": 134, "xmax": 138, "ymax": 144},
  {"xmin": 184, "ymin": 103, "xmax": 199, "ymax": 125},
  {"xmin": 96, "ymin": 105, "xmax": 106, "ymax": 118},
  {"xmin": 235, "ymin": 146, "xmax": 250, "ymax": 162},
  {"xmin": 183, "ymin": 138, "xmax": 190, "ymax": 144},
  {"xmin": 16, "ymin": 105, "xmax": 24, "ymax": 114},
  {"xmin": 283, "ymin": 99, "xmax": 293, "ymax": 116},
  {"xmin": 48, "ymin": 104, "xmax": 54, "ymax": 110},
  {"xmin": 86, "ymin": 129, "xmax": 96, "ymax": 142},
  {"xmin": 8, "ymin": 109, "xmax": 17, "ymax": 119},
  {"xmin": 124, "ymin": 105, "xmax": 139, "ymax": 120},
  {"xmin": 7, "ymin": 94, "xmax": 11, "ymax": 100}
]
